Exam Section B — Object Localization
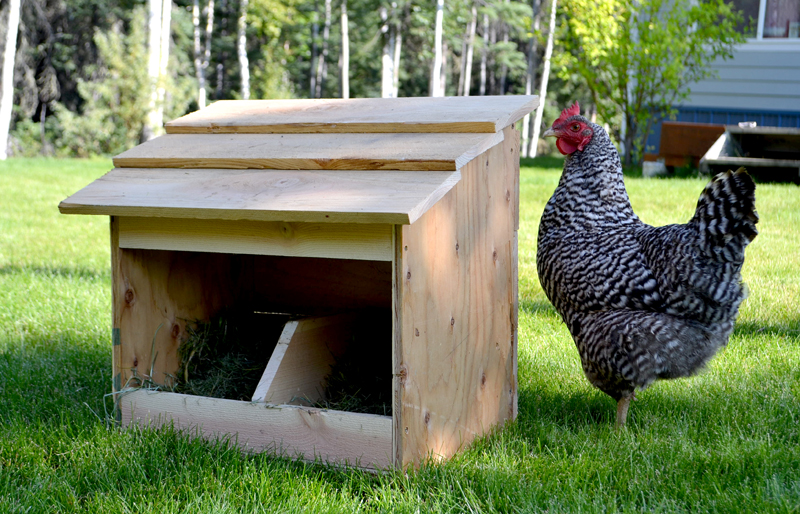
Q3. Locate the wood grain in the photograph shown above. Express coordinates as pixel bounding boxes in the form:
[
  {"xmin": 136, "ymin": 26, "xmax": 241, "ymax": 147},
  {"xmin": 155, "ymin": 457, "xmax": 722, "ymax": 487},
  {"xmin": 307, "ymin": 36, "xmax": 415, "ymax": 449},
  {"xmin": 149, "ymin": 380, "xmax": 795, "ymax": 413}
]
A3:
[
  {"xmin": 118, "ymin": 216, "xmax": 393, "ymax": 261},
  {"xmin": 114, "ymin": 249, "xmax": 240, "ymax": 388},
  {"xmin": 59, "ymin": 168, "xmax": 461, "ymax": 225},
  {"xmin": 394, "ymin": 125, "xmax": 519, "ymax": 468},
  {"xmin": 252, "ymin": 313, "xmax": 359, "ymax": 404},
  {"xmin": 120, "ymin": 390, "xmax": 393, "ymax": 469},
  {"xmin": 113, "ymin": 132, "xmax": 504, "ymax": 171},
  {"xmin": 165, "ymin": 96, "xmax": 538, "ymax": 134}
]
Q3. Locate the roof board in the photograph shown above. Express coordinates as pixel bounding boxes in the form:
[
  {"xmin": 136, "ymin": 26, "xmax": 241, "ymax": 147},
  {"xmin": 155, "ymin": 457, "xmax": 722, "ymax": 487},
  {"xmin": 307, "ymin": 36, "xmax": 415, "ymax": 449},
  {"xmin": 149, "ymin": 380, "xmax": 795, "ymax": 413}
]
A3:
[{"xmin": 165, "ymin": 96, "xmax": 539, "ymax": 134}]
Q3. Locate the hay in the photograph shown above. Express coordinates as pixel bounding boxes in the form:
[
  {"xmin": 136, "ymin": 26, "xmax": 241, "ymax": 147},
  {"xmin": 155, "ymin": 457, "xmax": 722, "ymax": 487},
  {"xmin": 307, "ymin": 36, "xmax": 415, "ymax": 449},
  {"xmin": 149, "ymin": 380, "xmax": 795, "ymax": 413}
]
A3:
[
  {"xmin": 171, "ymin": 308, "xmax": 392, "ymax": 415},
  {"xmin": 174, "ymin": 311, "xmax": 288, "ymax": 401},
  {"xmin": 312, "ymin": 309, "xmax": 393, "ymax": 416}
]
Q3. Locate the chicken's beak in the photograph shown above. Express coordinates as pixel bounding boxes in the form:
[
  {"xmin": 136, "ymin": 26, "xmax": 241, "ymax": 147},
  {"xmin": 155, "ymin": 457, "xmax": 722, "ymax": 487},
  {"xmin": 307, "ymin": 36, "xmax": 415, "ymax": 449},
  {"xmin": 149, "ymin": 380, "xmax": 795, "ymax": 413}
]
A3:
[{"xmin": 542, "ymin": 128, "xmax": 558, "ymax": 138}]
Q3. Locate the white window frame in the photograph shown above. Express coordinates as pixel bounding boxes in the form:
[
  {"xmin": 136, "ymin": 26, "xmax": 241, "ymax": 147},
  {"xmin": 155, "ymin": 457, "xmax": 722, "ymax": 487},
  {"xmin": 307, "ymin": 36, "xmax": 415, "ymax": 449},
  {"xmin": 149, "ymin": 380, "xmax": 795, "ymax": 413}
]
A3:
[{"xmin": 753, "ymin": 0, "xmax": 799, "ymax": 41}]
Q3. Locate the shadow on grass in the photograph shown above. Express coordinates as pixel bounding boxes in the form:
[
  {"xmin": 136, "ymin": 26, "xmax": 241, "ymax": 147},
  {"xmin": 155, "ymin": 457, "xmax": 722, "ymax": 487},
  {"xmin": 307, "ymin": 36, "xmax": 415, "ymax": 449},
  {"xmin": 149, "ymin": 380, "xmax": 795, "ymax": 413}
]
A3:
[
  {"xmin": 0, "ymin": 264, "xmax": 108, "ymax": 281},
  {"xmin": 0, "ymin": 333, "xmax": 111, "ymax": 426}
]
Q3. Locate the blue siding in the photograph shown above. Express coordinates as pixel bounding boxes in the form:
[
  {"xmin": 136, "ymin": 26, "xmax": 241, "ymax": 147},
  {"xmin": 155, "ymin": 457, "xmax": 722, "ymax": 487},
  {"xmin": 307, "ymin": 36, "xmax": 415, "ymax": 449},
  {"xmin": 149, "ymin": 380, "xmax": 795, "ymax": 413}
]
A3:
[{"xmin": 645, "ymin": 106, "xmax": 800, "ymax": 155}]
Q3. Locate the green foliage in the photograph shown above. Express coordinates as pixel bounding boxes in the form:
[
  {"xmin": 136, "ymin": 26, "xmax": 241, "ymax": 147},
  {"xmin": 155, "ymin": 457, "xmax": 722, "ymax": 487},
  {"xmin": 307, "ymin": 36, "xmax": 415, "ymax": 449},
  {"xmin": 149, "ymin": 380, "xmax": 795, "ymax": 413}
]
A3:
[
  {"xmin": 558, "ymin": 0, "xmax": 745, "ymax": 164},
  {"xmin": 52, "ymin": 10, "xmax": 150, "ymax": 156}
]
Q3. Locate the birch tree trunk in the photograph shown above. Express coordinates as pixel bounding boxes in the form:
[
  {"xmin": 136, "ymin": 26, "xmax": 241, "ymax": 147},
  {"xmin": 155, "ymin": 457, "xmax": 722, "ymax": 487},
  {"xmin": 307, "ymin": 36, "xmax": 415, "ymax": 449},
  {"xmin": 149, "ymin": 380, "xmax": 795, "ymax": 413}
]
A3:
[
  {"xmin": 530, "ymin": 0, "xmax": 557, "ymax": 158},
  {"xmin": 193, "ymin": 0, "xmax": 213, "ymax": 108},
  {"xmin": 192, "ymin": 1, "xmax": 204, "ymax": 107},
  {"xmin": 479, "ymin": 13, "xmax": 488, "ymax": 95},
  {"xmin": 237, "ymin": 0, "xmax": 250, "ymax": 100},
  {"xmin": 521, "ymin": 0, "xmax": 541, "ymax": 157},
  {"xmin": 315, "ymin": 0, "xmax": 331, "ymax": 98},
  {"xmin": 0, "ymin": 0, "xmax": 21, "ymax": 159},
  {"xmin": 310, "ymin": 4, "xmax": 319, "ymax": 97},
  {"xmin": 431, "ymin": 0, "xmax": 444, "ymax": 97},
  {"xmin": 340, "ymin": 0, "xmax": 349, "ymax": 99},
  {"xmin": 144, "ymin": 0, "xmax": 171, "ymax": 141},
  {"xmin": 462, "ymin": 6, "xmax": 476, "ymax": 96},
  {"xmin": 392, "ymin": 21, "xmax": 402, "ymax": 97},
  {"xmin": 380, "ymin": 6, "xmax": 394, "ymax": 98}
]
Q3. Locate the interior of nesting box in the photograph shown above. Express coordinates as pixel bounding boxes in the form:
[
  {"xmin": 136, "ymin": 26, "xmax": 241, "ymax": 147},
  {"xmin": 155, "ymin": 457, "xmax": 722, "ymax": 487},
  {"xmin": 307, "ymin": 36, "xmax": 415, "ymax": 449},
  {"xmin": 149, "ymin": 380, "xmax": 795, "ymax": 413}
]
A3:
[{"xmin": 115, "ymin": 248, "xmax": 393, "ymax": 418}]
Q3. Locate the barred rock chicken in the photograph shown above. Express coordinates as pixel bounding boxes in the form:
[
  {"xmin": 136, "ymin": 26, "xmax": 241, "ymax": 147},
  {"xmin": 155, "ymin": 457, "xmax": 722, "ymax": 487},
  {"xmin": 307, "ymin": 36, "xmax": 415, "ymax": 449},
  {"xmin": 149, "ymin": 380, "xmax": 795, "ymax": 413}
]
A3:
[{"xmin": 537, "ymin": 102, "xmax": 758, "ymax": 427}]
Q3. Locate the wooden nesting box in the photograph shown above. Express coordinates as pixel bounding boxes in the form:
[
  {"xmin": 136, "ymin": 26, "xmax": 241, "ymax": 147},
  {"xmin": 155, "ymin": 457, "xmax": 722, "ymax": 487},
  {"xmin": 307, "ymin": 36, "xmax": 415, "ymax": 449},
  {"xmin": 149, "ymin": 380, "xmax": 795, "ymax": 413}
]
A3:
[{"xmin": 59, "ymin": 95, "xmax": 538, "ymax": 470}]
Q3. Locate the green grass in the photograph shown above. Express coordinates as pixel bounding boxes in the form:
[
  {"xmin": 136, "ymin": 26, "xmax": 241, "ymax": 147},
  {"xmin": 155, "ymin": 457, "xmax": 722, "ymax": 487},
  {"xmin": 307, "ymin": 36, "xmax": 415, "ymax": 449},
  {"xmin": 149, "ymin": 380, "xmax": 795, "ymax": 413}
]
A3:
[{"xmin": 2, "ymin": 157, "xmax": 799, "ymax": 513}]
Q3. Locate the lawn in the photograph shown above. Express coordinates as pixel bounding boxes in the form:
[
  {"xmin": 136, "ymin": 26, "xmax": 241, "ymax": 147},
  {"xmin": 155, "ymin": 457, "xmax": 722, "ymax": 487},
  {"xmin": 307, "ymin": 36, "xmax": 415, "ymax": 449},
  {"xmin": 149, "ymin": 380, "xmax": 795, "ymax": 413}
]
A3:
[{"xmin": 1, "ymin": 157, "xmax": 798, "ymax": 513}]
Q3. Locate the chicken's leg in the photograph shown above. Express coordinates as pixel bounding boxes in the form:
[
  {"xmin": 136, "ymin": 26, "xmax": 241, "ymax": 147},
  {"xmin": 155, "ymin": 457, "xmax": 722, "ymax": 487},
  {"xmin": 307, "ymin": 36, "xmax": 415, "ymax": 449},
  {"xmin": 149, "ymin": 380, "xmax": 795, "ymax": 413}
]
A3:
[{"xmin": 616, "ymin": 395, "xmax": 632, "ymax": 428}]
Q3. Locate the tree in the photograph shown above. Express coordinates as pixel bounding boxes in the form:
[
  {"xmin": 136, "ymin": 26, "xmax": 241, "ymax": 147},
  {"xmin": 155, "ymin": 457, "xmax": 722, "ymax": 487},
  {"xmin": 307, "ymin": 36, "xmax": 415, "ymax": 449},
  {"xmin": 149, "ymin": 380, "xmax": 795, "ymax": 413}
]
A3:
[
  {"xmin": 560, "ymin": 0, "xmax": 744, "ymax": 164},
  {"xmin": 144, "ymin": 0, "xmax": 173, "ymax": 140},
  {"xmin": 237, "ymin": 0, "xmax": 250, "ymax": 99},
  {"xmin": 340, "ymin": 0, "xmax": 349, "ymax": 98},
  {"xmin": 520, "ymin": 0, "xmax": 542, "ymax": 157},
  {"xmin": 0, "ymin": 0, "xmax": 21, "ymax": 160},
  {"xmin": 530, "ymin": 0, "xmax": 555, "ymax": 158},
  {"xmin": 430, "ymin": 0, "xmax": 444, "ymax": 96}
]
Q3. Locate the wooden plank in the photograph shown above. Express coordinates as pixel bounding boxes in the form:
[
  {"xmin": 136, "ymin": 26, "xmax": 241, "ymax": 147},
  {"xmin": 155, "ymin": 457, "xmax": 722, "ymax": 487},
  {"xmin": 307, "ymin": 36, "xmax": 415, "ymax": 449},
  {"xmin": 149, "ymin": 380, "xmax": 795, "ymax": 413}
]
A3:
[
  {"xmin": 395, "ymin": 125, "xmax": 519, "ymax": 469},
  {"xmin": 113, "ymin": 132, "xmax": 504, "ymax": 172},
  {"xmin": 115, "ymin": 249, "xmax": 240, "ymax": 387},
  {"xmin": 118, "ymin": 217, "xmax": 393, "ymax": 261},
  {"xmin": 165, "ymin": 96, "xmax": 539, "ymax": 134},
  {"xmin": 59, "ymin": 168, "xmax": 462, "ymax": 225},
  {"xmin": 120, "ymin": 390, "xmax": 393, "ymax": 469},
  {"xmin": 252, "ymin": 313, "xmax": 359, "ymax": 404},
  {"xmin": 659, "ymin": 122, "xmax": 726, "ymax": 158}
]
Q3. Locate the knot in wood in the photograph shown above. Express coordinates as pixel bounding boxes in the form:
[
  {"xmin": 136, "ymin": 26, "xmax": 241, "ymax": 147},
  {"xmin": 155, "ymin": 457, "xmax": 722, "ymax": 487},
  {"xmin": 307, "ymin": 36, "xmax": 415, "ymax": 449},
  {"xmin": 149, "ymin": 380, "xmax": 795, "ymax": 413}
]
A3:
[
  {"xmin": 171, "ymin": 323, "xmax": 181, "ymax": 339},
  {"xmin": 450, "ymin": 317, "xmax": 455, "ymax": 326},
  {"xmin": 124, "ymin": 288, "xmax": 135, "ymax": 305}
]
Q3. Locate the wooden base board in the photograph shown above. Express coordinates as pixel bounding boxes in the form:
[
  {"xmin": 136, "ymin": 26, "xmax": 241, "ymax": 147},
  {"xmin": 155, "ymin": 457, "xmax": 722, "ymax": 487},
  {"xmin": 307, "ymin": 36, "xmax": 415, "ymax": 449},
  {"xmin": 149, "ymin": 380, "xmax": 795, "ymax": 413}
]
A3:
[{"xmin": 120, "ymin": 389, "xmax": 393, "ymax": 470}]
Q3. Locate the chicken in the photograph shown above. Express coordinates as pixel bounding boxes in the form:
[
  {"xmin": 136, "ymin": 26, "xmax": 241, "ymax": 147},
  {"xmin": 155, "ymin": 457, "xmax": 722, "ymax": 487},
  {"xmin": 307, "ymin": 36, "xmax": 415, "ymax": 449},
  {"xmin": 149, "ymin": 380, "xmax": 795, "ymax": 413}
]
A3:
[{"xmin": 536, "ymin": 102, "xmax": 758, "ymax": 427}]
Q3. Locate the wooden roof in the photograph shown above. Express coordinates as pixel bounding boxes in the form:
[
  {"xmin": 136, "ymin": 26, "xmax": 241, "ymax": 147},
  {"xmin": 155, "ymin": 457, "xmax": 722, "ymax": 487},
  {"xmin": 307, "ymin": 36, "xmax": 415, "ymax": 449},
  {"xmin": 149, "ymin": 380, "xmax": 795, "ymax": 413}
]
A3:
[
  {"xmin": 166, "ymin": 96, "xmax": 538, "ymax": 134},
  {"xmin": 59, "ymin": 168, "xmax": 461, "ymax": 224},
  {"xmin": 112, "ymin": 131, "xmax": 504, "ymax": 171},
  {"xmin": 60, "ymin": 96, "xmax": 539, "ymax": 224}
]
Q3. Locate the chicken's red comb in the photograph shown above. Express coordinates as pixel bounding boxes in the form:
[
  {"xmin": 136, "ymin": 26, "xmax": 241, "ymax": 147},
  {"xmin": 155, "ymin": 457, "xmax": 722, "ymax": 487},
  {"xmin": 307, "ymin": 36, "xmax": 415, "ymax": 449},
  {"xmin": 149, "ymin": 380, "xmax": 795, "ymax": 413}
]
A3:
[{"xmin": 554, "ymin": 101, "xmax": 580, "ymax": 125}]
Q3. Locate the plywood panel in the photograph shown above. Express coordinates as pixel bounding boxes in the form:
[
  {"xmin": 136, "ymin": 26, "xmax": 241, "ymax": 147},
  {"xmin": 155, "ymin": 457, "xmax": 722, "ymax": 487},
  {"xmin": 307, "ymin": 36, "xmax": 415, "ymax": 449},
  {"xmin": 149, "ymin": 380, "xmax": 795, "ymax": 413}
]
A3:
[
  {"xmin": 118, "ymin": 217, "xmax": 393, "ymax": 261},
  {"xmin": 113, "ymin": 132, "xmax": 504, "ymax": 171},
  {"xmin": 395, "ymin": 125, "xmax": 519, "ymax": 468},
  {"xmin": 114, "ymin": 249, "xmax": 240, "ymax": 388},
  {"xmin": 165, "ymin": 96, "xmax": 538, "ymax": 134},
  {"xmin": 252, "ymin": 313, "xmax": 359, "ymax": 404},
  {"xmin": 121, "ymin": 390, "xmax": 393, "ymax": 469},
  {"xmin": 59, "ymin": 168, "xmax": 461, "ymax": 225}
]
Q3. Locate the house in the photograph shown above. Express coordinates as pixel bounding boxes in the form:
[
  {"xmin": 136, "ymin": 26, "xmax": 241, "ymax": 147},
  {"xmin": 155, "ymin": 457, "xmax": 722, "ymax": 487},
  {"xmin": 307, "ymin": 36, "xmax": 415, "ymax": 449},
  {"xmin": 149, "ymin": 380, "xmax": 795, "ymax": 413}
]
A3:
[{"xmin": 645, "ymin": 0, "xmax": 800, "ymax": 160}]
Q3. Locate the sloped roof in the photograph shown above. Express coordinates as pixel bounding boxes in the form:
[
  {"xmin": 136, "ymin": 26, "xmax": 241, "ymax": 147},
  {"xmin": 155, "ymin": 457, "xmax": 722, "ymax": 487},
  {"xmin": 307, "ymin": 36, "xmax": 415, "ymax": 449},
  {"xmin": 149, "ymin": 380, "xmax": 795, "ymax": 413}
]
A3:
[{"xmin": 60, "ymin": 96, "xmax": 538, "ymax": 224}]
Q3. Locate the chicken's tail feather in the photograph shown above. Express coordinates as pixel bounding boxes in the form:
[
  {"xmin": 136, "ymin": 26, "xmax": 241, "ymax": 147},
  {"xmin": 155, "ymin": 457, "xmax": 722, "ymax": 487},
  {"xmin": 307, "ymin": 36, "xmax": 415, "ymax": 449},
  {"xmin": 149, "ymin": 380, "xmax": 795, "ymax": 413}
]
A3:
[{"xmin": 691, "ymin": 167, "xmax": 758, "ymax": 262}]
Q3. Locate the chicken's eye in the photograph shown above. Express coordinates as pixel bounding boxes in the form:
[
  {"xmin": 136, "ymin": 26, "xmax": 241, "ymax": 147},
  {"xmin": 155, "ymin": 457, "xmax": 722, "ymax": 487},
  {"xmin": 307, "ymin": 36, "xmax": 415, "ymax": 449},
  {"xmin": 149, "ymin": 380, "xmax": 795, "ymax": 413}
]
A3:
[{"xmin": 570, "ymin": 123, "xmax": 581, "ymax": 132}]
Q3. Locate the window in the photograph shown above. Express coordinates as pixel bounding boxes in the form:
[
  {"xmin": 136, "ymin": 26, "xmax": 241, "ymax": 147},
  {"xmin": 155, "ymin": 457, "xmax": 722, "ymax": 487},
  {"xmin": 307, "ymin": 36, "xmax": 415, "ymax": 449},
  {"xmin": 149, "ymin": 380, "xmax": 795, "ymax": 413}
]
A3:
[
  {"xmin": 729, "ymin": 0, "xmax": 800, "ymax": 39},
  {"xmin": 763, "ymin": 0, "xmax": 799, "ymax": 38}
]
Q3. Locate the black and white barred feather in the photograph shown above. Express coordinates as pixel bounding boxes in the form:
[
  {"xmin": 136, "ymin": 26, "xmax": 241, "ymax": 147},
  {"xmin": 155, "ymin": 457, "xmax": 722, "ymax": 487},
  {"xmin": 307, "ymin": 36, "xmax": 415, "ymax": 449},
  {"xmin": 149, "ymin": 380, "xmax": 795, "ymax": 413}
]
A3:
[{"xmin": 537, "ymin": 117, "xmax": 757, "ymax": 401}]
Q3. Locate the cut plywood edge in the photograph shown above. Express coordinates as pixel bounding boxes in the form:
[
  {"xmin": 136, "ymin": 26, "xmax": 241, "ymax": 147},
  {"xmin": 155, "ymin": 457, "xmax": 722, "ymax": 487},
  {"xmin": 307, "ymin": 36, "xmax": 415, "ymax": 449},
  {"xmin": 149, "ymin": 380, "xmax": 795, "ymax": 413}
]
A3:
[
  {"xmin": 118, "ymin": 217, "xmax": 393, "ymax": 261},
  {"xmin": 252, "ymin": 312, "xmax": 359, "ymax": 405},
  {"xmin": 113, "ymin": 131, "xmax": 504, "ymax": 172},
  {"xmin": 120, "ymin": 389, "xmax": 393, "ymax": 469},
  {"xmin": 59, "ymin": 168, "xmax": 462, "ymax": 225},
  {"xmin": 165, "ymin": 96, "xmax": 539, "ymax": 134}
]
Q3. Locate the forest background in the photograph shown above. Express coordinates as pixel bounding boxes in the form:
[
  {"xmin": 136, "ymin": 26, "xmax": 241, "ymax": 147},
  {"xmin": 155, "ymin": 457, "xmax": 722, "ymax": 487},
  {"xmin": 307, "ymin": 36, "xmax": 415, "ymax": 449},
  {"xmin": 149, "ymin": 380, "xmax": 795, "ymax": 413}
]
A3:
[{"xmin": 0, "ymin": 0, "xmax": 744, "ymax": 163}]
